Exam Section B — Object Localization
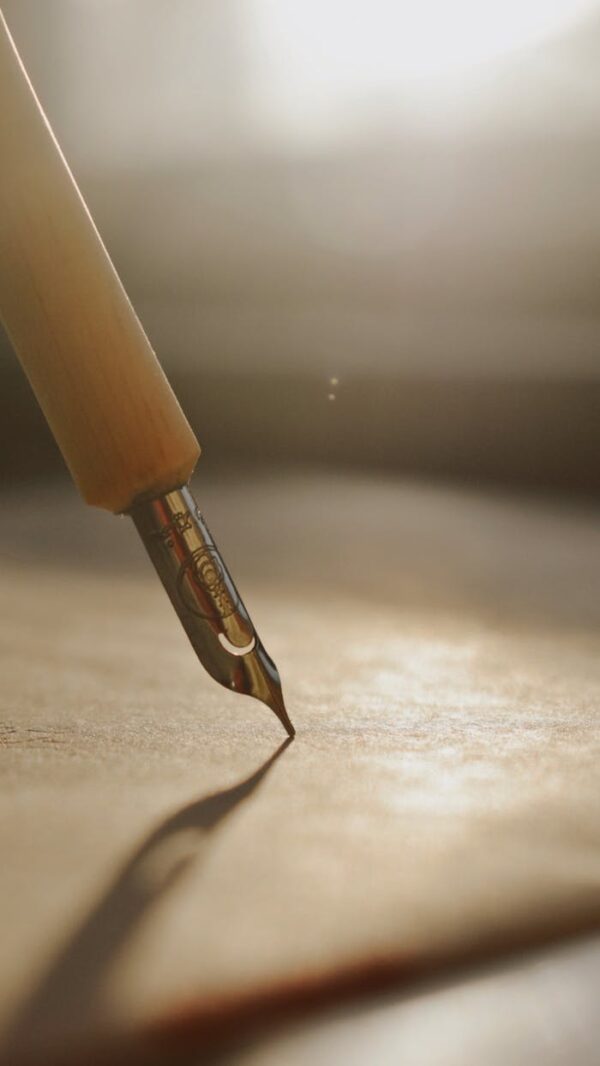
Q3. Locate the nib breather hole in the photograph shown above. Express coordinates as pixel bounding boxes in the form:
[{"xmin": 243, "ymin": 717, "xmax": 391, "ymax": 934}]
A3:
[{"xmin": 218, "ymin": 633, "xmax": 256, "ymax": 656}]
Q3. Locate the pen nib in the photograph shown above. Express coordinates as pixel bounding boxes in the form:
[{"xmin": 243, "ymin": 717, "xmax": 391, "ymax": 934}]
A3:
[
  {"xmin": 253, "ymin": 669, "xmax": 296, "ymax": 737},
  {"xmin": 265, "ymin": 689, "xmax": 295, "ymax": 739},
  {"xmin": 130, "ymin": 485, "xmax": 296, "ymax": 737}
]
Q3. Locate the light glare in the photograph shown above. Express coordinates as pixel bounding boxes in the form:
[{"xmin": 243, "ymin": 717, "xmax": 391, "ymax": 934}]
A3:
[{"xmin": 248, "ymin": 0, "xmax": 594, "ymax": 137}]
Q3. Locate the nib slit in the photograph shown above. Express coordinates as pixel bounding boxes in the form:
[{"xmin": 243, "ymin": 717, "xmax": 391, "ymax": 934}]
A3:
[{"xmin": 264, "ymin": 690, "xmax": 296, "ymax": 738}]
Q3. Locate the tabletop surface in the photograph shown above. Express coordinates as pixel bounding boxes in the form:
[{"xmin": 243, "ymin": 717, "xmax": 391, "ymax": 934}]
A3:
[{"xmin": 1, "ymin": 471, "xmax": 599, "ymax": 1063}]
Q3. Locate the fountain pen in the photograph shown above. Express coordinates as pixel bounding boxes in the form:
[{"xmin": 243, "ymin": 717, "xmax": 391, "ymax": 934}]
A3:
[{"xmin": 0, "ymin": 12, "xmax": 294, "ymax": 737}]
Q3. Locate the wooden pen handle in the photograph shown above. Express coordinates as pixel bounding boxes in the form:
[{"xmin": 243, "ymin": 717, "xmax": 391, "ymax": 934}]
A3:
[{"xmin": 0, "ymin": 12, "xmax": 200, "ymax": 513}]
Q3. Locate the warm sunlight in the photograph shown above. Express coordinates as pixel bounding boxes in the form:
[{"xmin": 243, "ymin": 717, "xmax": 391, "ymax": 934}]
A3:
[{"xmin": 248, "ymin": 0, "xmax": 594, "ymax": 136}]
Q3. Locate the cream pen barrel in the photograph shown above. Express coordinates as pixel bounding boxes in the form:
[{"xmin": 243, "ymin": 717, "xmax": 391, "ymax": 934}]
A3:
[{"xmin": 0, "ymin": 11, "xmax": 294, "ymax": 736}]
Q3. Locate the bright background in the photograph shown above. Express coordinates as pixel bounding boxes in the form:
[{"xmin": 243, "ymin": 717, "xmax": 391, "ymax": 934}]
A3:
[{"xmin": 1, "ymin": 0, "xmax": 599, "ymax": 492}]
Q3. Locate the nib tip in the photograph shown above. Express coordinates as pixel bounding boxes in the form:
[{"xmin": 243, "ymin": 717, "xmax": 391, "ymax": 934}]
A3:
[
  {"xmin": 265, "ymin": 690, "xmax": 296, "ymax": 738},
  {"xmin": 276, "ymin": 704, "xmax": 296, "ymax": 739}
]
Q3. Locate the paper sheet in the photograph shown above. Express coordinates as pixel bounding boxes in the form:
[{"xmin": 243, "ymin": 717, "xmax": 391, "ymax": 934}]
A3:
[{"xmin": 1, "ymin": 473, "xmax": 599, "ymax": 1061}]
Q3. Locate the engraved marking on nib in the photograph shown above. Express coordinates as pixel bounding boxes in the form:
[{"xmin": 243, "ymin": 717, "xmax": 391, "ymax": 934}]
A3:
[
  {"xmin": 151, "ymin": 510, "xmax": 193, "ymax": 549},
  {"xmin": 177, "ymin": 547, "xmax": 240, "ymax": 621}
]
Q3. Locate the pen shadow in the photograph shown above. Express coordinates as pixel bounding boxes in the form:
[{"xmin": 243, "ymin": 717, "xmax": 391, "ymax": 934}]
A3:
[{"xmin": 3, "ymin": 736, "xmax": 292, "ymax": 1061}]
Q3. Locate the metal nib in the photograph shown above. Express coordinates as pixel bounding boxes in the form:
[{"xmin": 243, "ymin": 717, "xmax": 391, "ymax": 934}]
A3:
[{"xmin": 129, "ymin": 485, "xmax": 295, "ymax": 737}]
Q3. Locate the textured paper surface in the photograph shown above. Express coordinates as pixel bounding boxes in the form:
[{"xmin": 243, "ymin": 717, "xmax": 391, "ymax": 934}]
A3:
[{"xmin": 0, "ymin": 473, "xmax": 599, "ymax": 1060}]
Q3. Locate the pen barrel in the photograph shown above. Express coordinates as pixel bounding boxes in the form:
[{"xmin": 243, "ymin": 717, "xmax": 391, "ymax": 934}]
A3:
[{"xmin": 0, "ymin": 12, "xmax": 200, "ymax": 513}]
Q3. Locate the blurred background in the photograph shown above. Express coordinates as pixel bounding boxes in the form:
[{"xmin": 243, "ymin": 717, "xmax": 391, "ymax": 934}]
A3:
[
  {"xmin": 1, "ymin": 9, "xmax": 600, "ymax": 1064},
  {"xmin": 1, "ymin": 0, "xmax": 599, "ymax": 495}
]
